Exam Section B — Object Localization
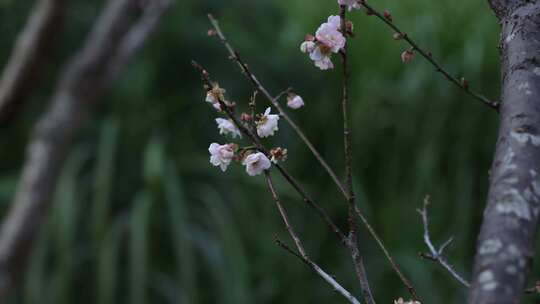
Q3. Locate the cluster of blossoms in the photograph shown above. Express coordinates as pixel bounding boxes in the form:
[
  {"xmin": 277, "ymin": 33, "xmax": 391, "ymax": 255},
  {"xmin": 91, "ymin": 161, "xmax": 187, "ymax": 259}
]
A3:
[
  {"xmin": 301, "ymin": 0, "xmax": 414, "ymax": 69},
  {"xmin": 299, "ymin": 0, "xmax": 363, "ymax": 70},
  {"xmin": 300, "ymin": 15, "xmax": 345, "ymax": 70},
  {"xmin": 206, "ymin": 83, "xmax": 299, "ymax": 176}
]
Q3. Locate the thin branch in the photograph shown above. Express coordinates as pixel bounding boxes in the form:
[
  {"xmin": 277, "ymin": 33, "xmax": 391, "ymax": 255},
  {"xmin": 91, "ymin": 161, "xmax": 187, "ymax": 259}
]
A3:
[
  {"xmin": 264, "ymin": 169, "xmax": 307, "ymax": 257},
  {"xmin": 275, "ymin": 238, "xmax": 361, "ymax": 304},
  {"xmin": 339, "ymin": 7, "xmax": 375, "ymax": 304},
  {"xmin": 272, "ymin": 87, "xmax": 292, "ymax": 103},
  {"xmin": 266, "ymin": 149, "xmax": 358, "ymax": 304},
  {"xmin": 0, "ymin": 0, "xmax": 171, "ymax": 298},
  {"xmin": 353, "ymin": 205, "xmax": 420, "ymax": 299},
  {"xmin": 358, "ymin": 0, "xmax": 499, "ymax": 111},
  {"xmin": 207, "ymin": 13, "xmax": 349, "ymax": 199},
  {"xmin": 204, "ymin": 15, "xmax": 420, "ymax": 299},
  {"xmin": 417, "ymin": 197, "xmax": 540, "ymax": 295},
  {"xmin": 0, "ymin": 0, "xmax": 66, "ymax": 125},
  {"xmin": 192, "ymin": 61, "xmax": 347, "ymax": 245},
  {"xmin": 417, "ymin": 196, "xmax": 471, "ymax": 288}
]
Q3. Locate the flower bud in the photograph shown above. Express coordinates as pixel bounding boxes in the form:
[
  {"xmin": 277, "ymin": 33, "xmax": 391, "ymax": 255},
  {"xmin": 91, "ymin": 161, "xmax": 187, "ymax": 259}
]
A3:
[
  {"xmin": 383, "ymin": 10, "xmax": 392, "ymax": 22},
  {"xmin": 393, "ymin": 32, "xmax": 405, "ymax": 40},
  {"xmin": 401, "ymin": 49, "xmax": 414, "ymax": 64},
  {"xmin": 461, "ymin": 77, "xmax": 469, "ymax": 90},
  {"xmin": 240, "ymin": 113, "xmax": 252, "ymax": 122},
  {"xmin": 270, "ymin": 147, "xmax": 288, "ymax": 163}
]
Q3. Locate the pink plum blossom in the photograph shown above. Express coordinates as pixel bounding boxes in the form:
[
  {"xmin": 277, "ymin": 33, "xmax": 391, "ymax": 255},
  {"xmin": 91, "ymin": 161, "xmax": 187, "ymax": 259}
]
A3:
[
  {"xmin": 243, "ymin": 152, "xmax": 271, "ymax": 176},
  {"xmin": 338, "ymin": 0, "xmax": 361, "ymax": 11},
  {"xmin": 215, "ymin": 118, "xmax": 242, "ymax": 138},
  {"xmin": 208, "ymin": 143, "xmax": 235, "ymax": 172},
  {"xmin": 256, "ymin": 107, "xmax": 280, "ymax": 138},
  {"xmin": 401, "ymin": 49, "xmax": 415, "ymax": 64},
  {"xmin": 287, "ymin": 94, "xmax": 305, "ymax": 109},
  {"xmin": 315, "ymin": 16, "xmax": 345, "ymax": 53}
]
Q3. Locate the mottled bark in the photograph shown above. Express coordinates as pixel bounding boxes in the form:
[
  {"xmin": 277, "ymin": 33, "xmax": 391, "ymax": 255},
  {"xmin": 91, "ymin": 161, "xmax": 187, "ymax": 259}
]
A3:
[
  {"xmin": 469, "ymin": 1, "xmax": 540, "ymax": 303},
  {"xmin": 0, "ymin": 0, "xmax": 170, "ymax": 298}
]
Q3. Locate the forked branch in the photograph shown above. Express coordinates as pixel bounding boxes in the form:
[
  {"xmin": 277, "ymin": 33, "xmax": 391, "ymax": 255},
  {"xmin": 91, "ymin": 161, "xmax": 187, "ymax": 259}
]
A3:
[
  {"xmin": 205, "ymin": 14, "xmax": 419, "ymax": 301},
  {"xmin": 417, "ymin": 196, "xmax": 470, "ymax": 288}
]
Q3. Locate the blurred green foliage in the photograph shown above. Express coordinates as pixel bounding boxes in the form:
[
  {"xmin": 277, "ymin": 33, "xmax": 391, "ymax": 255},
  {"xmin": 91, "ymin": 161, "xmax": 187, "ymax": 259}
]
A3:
[{"xmin": 1, "ymin": 0, "xmax": 537, "ymax": 303}]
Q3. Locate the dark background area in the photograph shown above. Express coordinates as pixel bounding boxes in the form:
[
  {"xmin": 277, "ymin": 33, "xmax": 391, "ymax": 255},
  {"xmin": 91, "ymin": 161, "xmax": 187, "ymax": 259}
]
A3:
[{"xmin": 1, "ymin": 0, "xmax": 534, "ymax": 303}]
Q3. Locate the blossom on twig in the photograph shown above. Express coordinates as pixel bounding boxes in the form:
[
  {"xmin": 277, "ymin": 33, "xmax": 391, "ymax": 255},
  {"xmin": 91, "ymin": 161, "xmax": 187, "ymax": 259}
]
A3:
[
  {"xmin": 205, "ymin": 83, "xmax": 226, "ymax": 111},
  {"xmin": 394, "ymin": 298, "xmax": 421, "ymax": 304},
  {"xmin": 338, "ymin": 0, "xmax": 361, "ymax": 11},
  {"xmin": 256, "ymin": 107, "xmax": 280, "ymax": 138},
  {"xmin": 208, "ymin": 143, "xmax": 236, "ymax": 172},
  {"xmin": 270, "ymin": 147, "xmax": 288, "ymax": 163},
  {"xmin": 287, "ymin": 94, "xmax": 304, "ymax": 109},
  {"xmin": 215, "ymin": 118, "xmax": 242, "ymax": 138},
  {"xmin": 243, "ymin": 152, "xmax": 271, "ymax": 176},
  {"xmin": 300, "ymin": 15, "xmax": 347, "ymax": 70}
]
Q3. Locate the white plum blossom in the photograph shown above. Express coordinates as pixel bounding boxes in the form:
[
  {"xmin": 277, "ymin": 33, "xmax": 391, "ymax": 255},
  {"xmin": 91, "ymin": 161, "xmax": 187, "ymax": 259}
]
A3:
[
  {"xmin": 338, "ymin": 0, "xmax": 361, "ymax": 11},
  {"xmin": 205, "ymin": 83, "xmax": 227, "ymax": 111},
  {"xmin": 208, "ymin": 143, "xmax": 235, "ymax": 172},
  {"xmin": 205, "ymin": 92, "xmax": 221, "ymax": 111},
  {"xmin": 256, "ymin": 107, "xmax": 280, "ymax": 138},
  {"xmin": 300, "ymin": 41, "xmax": 316, "ymax": 53},
  {"xmin": 301, "ymin": 15, "xmax": 346, "ymax": 70},
  {"xmin": 215, "ymin": 118, "xmax": 242, "ymax": 138},
  {"xmin": 287, "ymin": 94, "xmax": 305, "ymax": 109},
  {"xmin": 243, "ymin": 152, "xmax": 271, "ymax": 176},
  {"xmin": 309, "ymin": 46, "xmax": 334, "ymax": 70},
  {"xmin": 315, "ymin": 15, "xmax": 345, "ymax": 53},
  {"xmin": 394, "ymin": 298, "xmax": 421, "ymax": 304}
]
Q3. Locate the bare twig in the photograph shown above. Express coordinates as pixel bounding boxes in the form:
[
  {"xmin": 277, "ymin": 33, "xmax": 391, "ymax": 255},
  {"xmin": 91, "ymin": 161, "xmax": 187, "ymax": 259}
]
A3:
[
  {"xmin": 358, "ymin": 0, "xmax": 499, "ymax": 111},
  {"xmin": 339, "ymin": 7, "xmax": 375, "ymax": 304},
  {"xmin": 418, "ymin": 196, "xmax": 540, "ymax": 296},
  {"xmin": 417, "ymin": 196, "xmax": 470, "ymax": 288},
  {"xmin": 207, "ymin": 14, "xmax": 349, "ymax": 199},
  {"xmin": 0, "ymin": 0, "xmax": 66, "ymax": 125},
  {"xmin": 272, "ymin": 87, "xmax": 292, "ymax": 103},
  {"xmin": 204, "ymin": 15, "xmax": 419, "ymax": 300},
  {"xmin": 264, "ymin": 171, "xmax": 307, "ymax": 258},
  {"xmin": 192, "ymin": 61, "xmax": 346, "ymax": 245},
  {"xmin": 266, "ymin": 161, "xmax": 361, "ymax": 304},
  {"xmin": 275, "ymin": 238, "xmax": 361, "ymax": 304},
  {"xmin": 0, "ymin": 0, "xmax": 171, "ymax": 298}
]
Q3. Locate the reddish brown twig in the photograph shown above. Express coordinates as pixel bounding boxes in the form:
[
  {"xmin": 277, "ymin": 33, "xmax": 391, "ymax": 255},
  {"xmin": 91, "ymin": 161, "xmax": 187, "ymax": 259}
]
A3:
[
  {"xmin": 192, "ymin": 61, "xmax": 347, "ymax": 245},
  {"xmin": 358, "ymin": 0, "xmax": 499, "ymax": 111},
  {"xmin": 339, "ymin": 7, "xmax": 375, "ymax": 304},
  {"xmin": 205, "ymin": 15, "xmax": 419, "ymax": 301}
]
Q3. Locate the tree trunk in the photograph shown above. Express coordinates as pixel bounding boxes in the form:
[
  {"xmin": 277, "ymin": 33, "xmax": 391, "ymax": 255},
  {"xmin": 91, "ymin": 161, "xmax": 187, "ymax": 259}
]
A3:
[{"xmin": 469, "ymin": 1, "xmax": 540, "ymax": 303}]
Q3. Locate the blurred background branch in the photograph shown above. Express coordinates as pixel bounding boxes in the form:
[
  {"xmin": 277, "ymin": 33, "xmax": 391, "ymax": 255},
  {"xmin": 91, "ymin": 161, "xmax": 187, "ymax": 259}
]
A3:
[
  {"xmin": 0, "ymin": 0, "xmax": 66, "ymax": 126},
  {"xmin": 0, "ymin": 0, "xmax": 171, "ymax": 299}
]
